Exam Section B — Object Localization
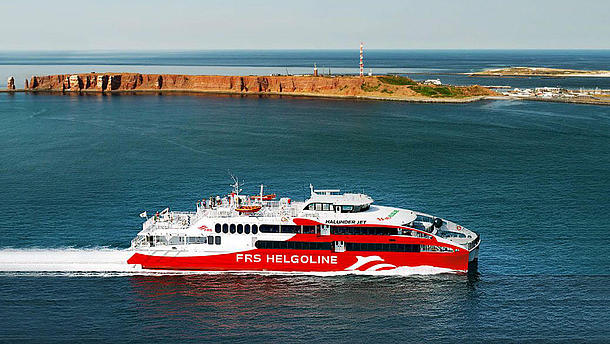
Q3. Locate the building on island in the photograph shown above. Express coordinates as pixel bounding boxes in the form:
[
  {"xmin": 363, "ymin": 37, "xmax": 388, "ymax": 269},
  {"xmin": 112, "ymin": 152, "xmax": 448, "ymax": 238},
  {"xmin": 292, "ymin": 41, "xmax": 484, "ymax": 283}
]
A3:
[{"xmin": 424, "ymin": 79, "xmax": 442, "ymax": 85}]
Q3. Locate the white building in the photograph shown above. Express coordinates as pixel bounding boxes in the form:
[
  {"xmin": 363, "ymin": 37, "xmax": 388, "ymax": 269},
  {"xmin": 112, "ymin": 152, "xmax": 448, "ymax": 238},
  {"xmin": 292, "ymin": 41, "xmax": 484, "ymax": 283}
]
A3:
[{"xmin": 424, "ymin": 79, "xmax": 442, "ymax": 85}]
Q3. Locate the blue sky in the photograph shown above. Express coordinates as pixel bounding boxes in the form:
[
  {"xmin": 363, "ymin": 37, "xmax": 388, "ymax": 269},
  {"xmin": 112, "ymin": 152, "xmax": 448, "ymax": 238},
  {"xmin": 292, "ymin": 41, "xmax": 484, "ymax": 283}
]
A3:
[{"xmin": 2, "ymin": 0, "xmax": 609, "ymax": 50}]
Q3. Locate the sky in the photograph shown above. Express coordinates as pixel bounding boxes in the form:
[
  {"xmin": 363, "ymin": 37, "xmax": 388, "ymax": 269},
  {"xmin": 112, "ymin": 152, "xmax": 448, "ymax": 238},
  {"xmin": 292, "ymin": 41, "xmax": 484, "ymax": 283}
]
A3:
[{"xmin": 1, "ymin": 0, "xmax": 609, "ymax": 50}]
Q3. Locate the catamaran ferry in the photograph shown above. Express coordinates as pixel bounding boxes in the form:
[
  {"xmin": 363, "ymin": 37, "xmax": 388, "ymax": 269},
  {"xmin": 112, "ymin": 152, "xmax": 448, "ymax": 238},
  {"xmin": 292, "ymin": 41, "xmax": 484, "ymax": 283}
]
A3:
[{"xmin": 128, "ymin": 181, "xmax": 480, "ymax": 273}]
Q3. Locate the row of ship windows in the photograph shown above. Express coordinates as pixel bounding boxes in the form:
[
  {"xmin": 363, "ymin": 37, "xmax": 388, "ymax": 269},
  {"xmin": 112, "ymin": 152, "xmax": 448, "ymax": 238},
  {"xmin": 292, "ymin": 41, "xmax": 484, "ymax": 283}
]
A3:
[
  {"xmin": 346, "ymin": 242, "xmax": 422, "ymax": 252},
  {"xmin": 215, "ymin": 223, "xmax": 259, "ymax": 234},
  {"xmin": 215, "ymin": 224, "xmax": 319, "ymax": 234},
  {"xmin": 304, "ymin": 203, "xmax": 370, "ymax": 213},
  {"xmin": 154, "ymin": 236, "xmax": 454, "ymax": 252},
  {"xmin": 331, "ymin": 226, "xmax": 398, "ymax": 236},
  {"xmin": 259, "ymin": 225, "xmax": 319, "ymax": 234},
  {"xmin": 213, "ymin": 224, "xmax": 404, "ymax": 236},
  {"xmin": 256, "ymin": 240, "xmax": 331, "ymax": 250},
  {"xmin": 254, "ymin": 241, "xmax": 451, "ymax": 253},
  {"xmin": 187, "ymin": 235, "xmax": 221, "ymax": 245},
  {"xmin": 149, "ymin": 235, "xmax": 222, "ymax": 245},
  {"xmin": 186, "ymin": 236, "xmax": 221, "ymax": 245}
]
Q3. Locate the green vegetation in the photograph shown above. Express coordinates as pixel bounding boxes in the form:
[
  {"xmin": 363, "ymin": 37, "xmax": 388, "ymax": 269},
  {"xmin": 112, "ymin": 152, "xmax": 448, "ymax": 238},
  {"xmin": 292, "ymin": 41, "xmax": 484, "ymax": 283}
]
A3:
[
  {"xmin": 361, "ymin": 83, "xmax": 380, "ymax": 92},
  {"xmin": 378, "ymin": 75, "xmax": 417, "ymax": 86},
  {"xmin": 411, "ymin": 85, "xmax": 464, "ymax": 98}
]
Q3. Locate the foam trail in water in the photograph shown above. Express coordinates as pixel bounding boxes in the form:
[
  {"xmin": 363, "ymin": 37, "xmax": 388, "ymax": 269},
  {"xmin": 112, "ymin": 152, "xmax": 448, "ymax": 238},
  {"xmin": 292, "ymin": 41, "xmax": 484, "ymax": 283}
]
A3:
[
  {"xmin": 0, "ymin": 249, "xmax": 458, "ymax": 276},
  {"xmin": 0, "ymin": 248, "xmax": 135, "ymax": 272}
]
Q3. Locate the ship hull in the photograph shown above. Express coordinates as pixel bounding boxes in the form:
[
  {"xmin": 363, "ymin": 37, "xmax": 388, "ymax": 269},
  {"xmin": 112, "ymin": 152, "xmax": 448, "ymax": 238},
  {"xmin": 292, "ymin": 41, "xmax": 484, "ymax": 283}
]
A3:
[{"xmin": 128, "ymin": 249, "xmax": 471, "ymax": 273}]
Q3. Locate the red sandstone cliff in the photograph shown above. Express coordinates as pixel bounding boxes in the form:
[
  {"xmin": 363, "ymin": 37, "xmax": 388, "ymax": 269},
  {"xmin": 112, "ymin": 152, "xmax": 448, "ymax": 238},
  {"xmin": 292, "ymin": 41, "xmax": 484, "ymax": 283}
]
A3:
[
  {"xmin": 26, "ymin": 73, "xmax": 497, "ymax": 100},
  {"xmin": 28, "ymin": 73, "xmax": 362, "ymax": 93}
]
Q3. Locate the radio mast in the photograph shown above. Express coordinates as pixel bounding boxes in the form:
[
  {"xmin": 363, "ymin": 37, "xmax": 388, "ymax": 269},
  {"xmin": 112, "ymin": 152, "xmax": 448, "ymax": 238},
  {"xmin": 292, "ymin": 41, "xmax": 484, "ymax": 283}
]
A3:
[{"xmin": 360, "ymin": 42, "xmax": 364, "ymax": 76}]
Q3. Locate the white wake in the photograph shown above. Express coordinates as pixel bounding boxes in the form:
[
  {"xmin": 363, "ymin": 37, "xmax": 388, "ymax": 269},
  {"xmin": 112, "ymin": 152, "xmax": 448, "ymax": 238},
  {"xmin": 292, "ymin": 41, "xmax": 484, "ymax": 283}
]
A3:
[{"xmin": 0, "ymin": 248, "xmax": 135, "ymax": 273}]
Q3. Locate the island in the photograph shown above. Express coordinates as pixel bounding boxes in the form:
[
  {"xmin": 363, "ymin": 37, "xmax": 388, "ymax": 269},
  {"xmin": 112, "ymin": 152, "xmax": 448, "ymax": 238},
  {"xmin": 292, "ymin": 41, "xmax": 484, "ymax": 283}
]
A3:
[
  {"xmin": 14, "ymin": 73, "xmax": 498, "ymax": 103},
  {"xmin": 6, "ymin": 72, "xmax": 608, "ymax": 105},
  {"xmin": 470, "ymin": 67, "xmax": 610, "ymax": 78}
]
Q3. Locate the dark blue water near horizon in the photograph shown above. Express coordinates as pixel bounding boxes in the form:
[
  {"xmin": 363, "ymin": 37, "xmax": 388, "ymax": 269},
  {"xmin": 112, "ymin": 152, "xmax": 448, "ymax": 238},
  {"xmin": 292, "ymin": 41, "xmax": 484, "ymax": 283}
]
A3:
[
  {"xmin": 1, "ymin": 49, "xmax": 609, "ymax": 90},
  {"xmin": 0, "ymin": 50, "xmax": 609, "ymax": 342},
  {"xmin": 1, "ymin": 49, "xmax": 609, "ymax": 71}
]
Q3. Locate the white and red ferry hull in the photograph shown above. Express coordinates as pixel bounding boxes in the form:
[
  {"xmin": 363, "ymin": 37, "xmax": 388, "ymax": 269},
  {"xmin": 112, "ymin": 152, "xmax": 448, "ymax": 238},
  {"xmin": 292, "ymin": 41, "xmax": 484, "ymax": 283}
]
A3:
[{"xmin": 128, "ymin": 249, "xmax": 472, "ymax": 273}]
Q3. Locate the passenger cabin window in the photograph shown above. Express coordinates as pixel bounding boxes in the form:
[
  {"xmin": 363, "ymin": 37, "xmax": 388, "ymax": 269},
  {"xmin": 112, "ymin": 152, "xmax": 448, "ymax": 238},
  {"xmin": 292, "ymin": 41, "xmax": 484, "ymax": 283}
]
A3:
[
  {"xmin": 345, "ymin": 242, "xmax": 421, "ymax": 252},
  {"xmin": 260, "ymin": 225, "xmax": 280, "ymax": 233},
  {"xmin": 353, "ymin": 204, "xmax": 370, "ymax": 212},
  {"xmin": 222, "ymin": 224, "xmax": 228, "ymax": 233},
  {"xmin": 168, "ymin": 236, "xmax": 185, "ymax": 245},
  {"xmin": 415, "ymin": 215, "xmax": 434, "ymax": 223},
  {"xmin": 409, "ymin": 222, "xmax": 426, "ymax": 231},
  {"xmin": 280, "ymin": 225, "xmax": 300, "ymax": 234},
  {"xmin": 252, "ymin": 225, "xmax": 258, "ymax": 234},
  {"xmin": 437, "ymin": 231, "xmax": 466, "ymax": 238},
  {"xmin": 303, "ymin": 226, "xmax": 316, "ymax": 234},
  {"xmin": 230, "ymin": 224, "xmax": 236, "ymax": 234},
  {"xmin": 215, "ymin": 224, "xmax": 221, "ymax": 233},
  {"xmin": 304, "ymin": 202, "xmax": 370, "ymax": 212},
  {"xmin": 305, "ymin": 203, "xmax": 335, "ymax": 211},
  {"xmin": 187, "ymin": 236, "xmax": 206, "ymax": 244},
  {"xmin": 259, "ymin": 225, "xmax": 303, "ymax": 234},
  {"xmin": 245, "ymin": 224, "xmax": 251, "ymax": 234},
  {"xmin": 237, "ymin": 224, "xmax": 243, "ymax": 234},
  {"xmin": 421, "ymin": 245, "xmax": 453, "ymax": 252},
  {"xmin": 330, "ymin": 226, "xmax": 398, "ymax": 236},
  {"xmin": 255, "ymin": 240, "xmax": 332, "ymax": 250}
]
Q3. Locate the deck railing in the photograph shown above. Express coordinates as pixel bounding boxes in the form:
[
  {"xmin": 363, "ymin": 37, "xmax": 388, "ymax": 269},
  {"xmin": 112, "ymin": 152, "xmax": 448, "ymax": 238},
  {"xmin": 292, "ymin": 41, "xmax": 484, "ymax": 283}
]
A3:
[{"xmin": 141, "ymin": 203, "xmax": 303, "ymax": 233}]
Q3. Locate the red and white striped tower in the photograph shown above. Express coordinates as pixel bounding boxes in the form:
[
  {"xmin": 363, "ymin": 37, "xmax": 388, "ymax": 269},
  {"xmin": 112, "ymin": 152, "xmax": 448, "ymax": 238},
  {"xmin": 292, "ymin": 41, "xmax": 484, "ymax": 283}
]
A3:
[{"xmin": 359, "ymin": 42, "xmax": 364, "ymax": 77}]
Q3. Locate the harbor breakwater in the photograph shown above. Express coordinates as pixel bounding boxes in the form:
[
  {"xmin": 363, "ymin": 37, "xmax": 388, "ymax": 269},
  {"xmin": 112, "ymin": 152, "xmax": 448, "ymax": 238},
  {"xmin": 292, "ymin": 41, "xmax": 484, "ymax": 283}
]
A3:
[{"xmin": 12, "ymin": 73, "xmax": 498, "ymax": 103}]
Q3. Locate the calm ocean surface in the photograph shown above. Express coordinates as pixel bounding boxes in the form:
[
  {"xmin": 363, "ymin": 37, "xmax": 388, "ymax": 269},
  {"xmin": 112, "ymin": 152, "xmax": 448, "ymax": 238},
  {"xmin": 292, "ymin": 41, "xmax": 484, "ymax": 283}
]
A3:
[
  {"xmin": 2, "ymin": 49, "xmax": 610, "ymax": 89},
  {"xmin": 0, "ymin": 51, "xmax": 609, "ymax": 342}
]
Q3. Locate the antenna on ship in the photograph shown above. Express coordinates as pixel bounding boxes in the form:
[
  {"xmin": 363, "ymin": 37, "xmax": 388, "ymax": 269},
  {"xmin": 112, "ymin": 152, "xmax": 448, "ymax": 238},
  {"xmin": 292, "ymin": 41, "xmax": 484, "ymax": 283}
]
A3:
[
  {"xmin": 260, "ymin": 184, "xmax": 264, "ymax": 203},
  {"xmin": 228, "ymin": 172, "xmax": 243, "ymax": 196}
]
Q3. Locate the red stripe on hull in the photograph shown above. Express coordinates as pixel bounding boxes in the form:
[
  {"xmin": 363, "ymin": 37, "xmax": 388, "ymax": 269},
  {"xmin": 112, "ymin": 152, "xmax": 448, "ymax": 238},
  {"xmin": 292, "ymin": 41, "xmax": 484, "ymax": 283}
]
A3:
[{"xmin": 127, "ymin": 249, "xmax": 470, "ymax": 272}]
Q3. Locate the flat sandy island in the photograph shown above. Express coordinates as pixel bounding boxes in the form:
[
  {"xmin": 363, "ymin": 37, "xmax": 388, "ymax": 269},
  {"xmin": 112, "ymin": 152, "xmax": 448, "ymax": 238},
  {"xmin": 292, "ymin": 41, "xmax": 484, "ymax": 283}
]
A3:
[{"xmin": 470, "ymin": 67, "xmax": 610, "ymax": 77}]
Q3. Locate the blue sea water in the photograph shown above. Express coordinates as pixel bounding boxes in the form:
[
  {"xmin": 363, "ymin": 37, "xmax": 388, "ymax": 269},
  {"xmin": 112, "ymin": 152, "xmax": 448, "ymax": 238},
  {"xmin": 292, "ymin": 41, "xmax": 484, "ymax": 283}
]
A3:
[
  {"xmin": 0, "ymin": 51, "xmax": 609, "ymax": 342},
  {"xmin": 1, "ymin": 49, "xmax": 609, "ymax": 89}
]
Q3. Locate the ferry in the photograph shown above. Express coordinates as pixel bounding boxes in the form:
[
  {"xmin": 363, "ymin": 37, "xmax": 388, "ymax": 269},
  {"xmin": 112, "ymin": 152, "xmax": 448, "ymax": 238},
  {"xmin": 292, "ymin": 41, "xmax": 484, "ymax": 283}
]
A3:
[{"xmin": 128, "ymin": 180, "xmax": 480, "ymax": 274}]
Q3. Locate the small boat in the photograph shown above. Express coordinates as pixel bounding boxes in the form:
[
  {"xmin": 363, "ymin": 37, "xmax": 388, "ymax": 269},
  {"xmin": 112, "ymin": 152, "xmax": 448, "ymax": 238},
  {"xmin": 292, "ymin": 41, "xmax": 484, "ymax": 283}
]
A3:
[
  {"xmin": 235, "ymin": 205, "xmax": 262, "ymax": 213},
  {"xmin": 250, "ymin": 194, "xmax": 276, "ymax": 201}
]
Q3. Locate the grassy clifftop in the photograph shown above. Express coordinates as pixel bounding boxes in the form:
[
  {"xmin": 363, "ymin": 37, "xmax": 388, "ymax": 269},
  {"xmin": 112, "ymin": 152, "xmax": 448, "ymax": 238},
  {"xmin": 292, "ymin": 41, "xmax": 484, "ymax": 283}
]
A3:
[{"xmin": 359, "ymin": 75, "xmax": 496, "ymax": 98}]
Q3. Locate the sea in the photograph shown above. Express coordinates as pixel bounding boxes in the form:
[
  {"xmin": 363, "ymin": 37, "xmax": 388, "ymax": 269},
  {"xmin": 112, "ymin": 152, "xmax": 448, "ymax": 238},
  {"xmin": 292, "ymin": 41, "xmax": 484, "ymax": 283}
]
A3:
[{"xmin": 0, "ymin": 50, "xmax": 608, "ymax": 343}]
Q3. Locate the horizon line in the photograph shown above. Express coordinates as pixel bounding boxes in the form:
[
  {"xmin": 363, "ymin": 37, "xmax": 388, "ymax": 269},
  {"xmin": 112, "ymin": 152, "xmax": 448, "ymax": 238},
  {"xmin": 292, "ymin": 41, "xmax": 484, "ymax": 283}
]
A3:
[{"xmin": 1, "ymin": 48, "xmax": 610, "ymax": 53}]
